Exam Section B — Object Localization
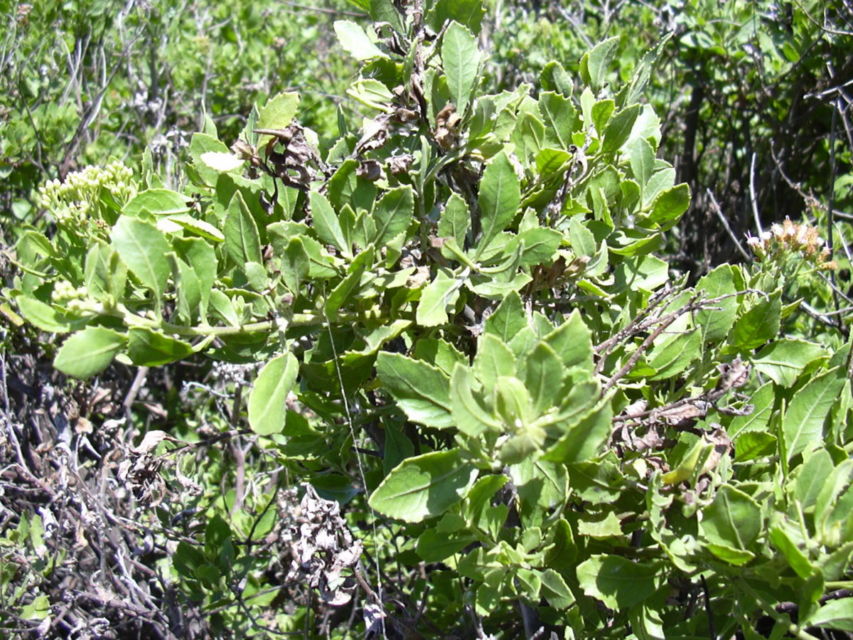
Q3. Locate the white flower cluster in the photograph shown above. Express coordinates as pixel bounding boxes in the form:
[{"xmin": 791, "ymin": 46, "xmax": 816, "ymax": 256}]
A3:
[
  {"xmin": 746, "ymin": 218, "xmax": 836, "ymax": 270},
  {"xmin": 37, "ymin": 161, "xmax": 136, "ymax": 228}
]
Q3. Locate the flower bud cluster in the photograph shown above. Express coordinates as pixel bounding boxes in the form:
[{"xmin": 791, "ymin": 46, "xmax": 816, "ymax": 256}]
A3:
[
  {"xmin": 51, "ymin": 280, "xmax": 103, "ymax": 313},
  {"xmin": 38, "ymin": 162, "xmax": 136, "ymax": 229},
  {"xmin": 746, "ymin": 218, "xmax": 836, "ymax": 270}
]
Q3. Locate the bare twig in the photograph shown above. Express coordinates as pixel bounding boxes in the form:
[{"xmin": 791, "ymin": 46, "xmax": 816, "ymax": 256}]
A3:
[
  {"xmin": 602, "ymin": 302, "xmax": 692, "ymax": 394},
  {"xmin": 707, "ymin": 188, "xmax": 751, "ymax": 260},
  {"xmin": 749, "ymin": 152, "xmax": 763, "ymax": 234}
]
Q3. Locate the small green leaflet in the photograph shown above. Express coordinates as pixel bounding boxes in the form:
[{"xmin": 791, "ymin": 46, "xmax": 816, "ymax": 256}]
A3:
[
  {"xmin": 127, "ymin": 328, "xmax": 193, "ymax": 366},
  {"xmin": 248, "ymin": 353, "xmax": 299, "ymax": 436},
  {"xmin": 475, "ymin": 152, "xmax": 520, "ymax": 257},
  {"xmin": 372, "ymin": 186, "xmax": 413, "ymax": 246},
  {"xmin": 577, "ymin": 554, "xmax": 657, "ymax": 610},
  {"xmin": 333, "ymin": 20, "xmax": 386, "ymax": 60},
  {"xmin": 224, "ymin": 192, "xmax": 262, "ymax": 265},
  {"xmin": 54, "ymin": 327, "xmax": 126, "ymax": 379},
  {"xmin": 111, "ymin": 217, "xmax": 171, "ymax": 302},
  {"xmin": 376, "ymin": 352, "xmax": 453, "ymax": 428},
  {"xmin": 442, "ymin": 21, "xmax": 480, "ymax": 114},
  {"xmin": 783, "ymin": 367, "xmax": 845, "ymax": 461},
  {"xmin": 368, "ymin": 448, "xmax": 478, "ymax": 522},
  {"xmin": 310, "ymin": 190, "xmax": 348, "ymax": 254},
  {"xmin": 417, "ymin": 269, "xmax": 461, "ymax": 327}
]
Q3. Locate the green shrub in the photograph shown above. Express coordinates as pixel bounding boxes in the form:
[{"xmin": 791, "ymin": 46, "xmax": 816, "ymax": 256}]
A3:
[{"xmin": 2, "ymin": 1, "xmax": 851, "ymax": 637}]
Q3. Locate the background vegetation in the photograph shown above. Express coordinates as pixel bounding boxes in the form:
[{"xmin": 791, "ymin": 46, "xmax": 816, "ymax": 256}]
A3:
[{"xmin": 1, "ymin": 0, "xmax": 851, "ymax": 638}]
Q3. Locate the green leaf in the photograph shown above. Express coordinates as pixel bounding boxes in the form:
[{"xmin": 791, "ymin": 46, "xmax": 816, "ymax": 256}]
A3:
[
  {"xmin": 248, "ymin": 353, "xmax": 299, "ymax": 436},
  {"xmin": 438, "ymin": 193, "xmax": 471, "ymax": 246},
  {"xmin": 473, "ymin": 334, "xmax": 515, "ymax": 390},
  {"xmin": 334, "ymin": 20, "xmax": 386, "ymax": 60},
  {"xmin": 539, "ymin": 91, "xmax": 577, "ymax": 149},
  {"xmin": 170, "ymin": 254, "xmax": 201, "ymax": 323},
  {"xmin": 519, "ymin": 227, "xmax": 561, "ymax": 266},
  {"xmin": 199, "ymin": 151, "xmax": 243, "ymax": 173},
  {"xmin": 257, "ymin": 92, "xmax": 300, "ymax": 138},
  {"xmin": 189, "ymin": 133, "xmax": 231, "ymax": 187},
  {"xmin": 783, "ymin": 367, "xmax": 845, "ymax": 460},
  {"xmin": 373, "ymin": 186, "xmax": 413, "ymax": 246},
  {"xmin": 648, "ymin": 184, "xmax": 690, "ymax": 230},
  {"xmin": 753, "ymin": 339, "xmax": 826, "ymax": 388},
  {"xmin": 647, "ymin": 328, "xmax": 700, "ymax": 380},
  {"xmin": 540, "ymin": 61, "xmax": 573, "ymax": 97},
  {"xmin": 695, "ymin": 265, "xmax": 738, "ymax": 343},
  {"xmin": 734, "ymin": 431, "xmax": 777, "ymax": 461},
  {"xmin": 814, "ymin": 459, "xmax": 852, "ymax": 543},
  {"xmin": 350, "ymin": 320, "xmax": 412, "ymax": 357},
  {"xmin": 729, "ymin": 291, "xmax": 781, "ymax": 351},
  {"xmin": 169, "ymin": 215, "xmax": 225, "ymax": 243},
  {"xmin": 580, "ymin": 37, "xmax": 620, "ymax": 91},
  {"xmin": 524, "ymin": 342, "xmax": 565, "ymax": 414},
  {"xmin": 794, "ymin": 448, "xmax": 834, "ymax": 510},
  {"xmin": 111, "ymin": 217, "xmax": 171, "ymax": 301},
  {"xmin": 578, "ymin": 512, "xmax": 624, "ymax": 538},
  {"xmin": 376, "ymin": 352, "xmax": 453, "ymax": 428},
  {"xmin": 602, "ymin": 104, "xmax": 641, "ymax": 154},
  {"xmin": 310, "ymin": 190, "xmax": 348, "ymax": 253},
  {"xmin": 629, "ymin": 137, "xmax": 656, "ymax": 187},
  {"xmin": 368, "ymin": 449, "xmax": 478, "ymax": 522},
  {"xmin": 174, "ymin": 237, "xmax": 217, "ymax": 320},
  {"xmin": 543, "ymin": 310, "xmax": 594, "ymax": 371},
  {"xmin": 127, "ymin": 328, "xmax": 194, "ymax": 366},
  {"xmin": 417, "ymin": 269, "xmax": 461, "ymax": 327},
  {"xmin": 346, "ymin": 78, "xmax": 394, "ymax": 111},
  {"xmin": 534, "ymin": 147, "xmax": 571, "ymax": 178},
  {"xmin": 809, "ymin": 599, "xmax": 853, "ymax": 632},
  {"xmin": 210, "ymin": 290, "xmax": 240, "ymax": 326},
  {"xmin": 769, "ymin": 522, "xmax": 815, "ymax": 579},
  {"xmin": 15, "ymin": 295, "xmax": 80, "ymax": 333},
  {"xmin": 414, "ymin": 338, "xmax": 467, "ymax": 376},
  {"xmin": 612, "ymin": 255, "xmax": 669, "ymax": 292},
  {"xmin": 539, "ymin": 569, "xmax": 575, "ymax": 609},
  {"xmin": 224, "ymin": 192, "xmax": 262, "ymax": 265},
  {"xmin": 512, "ymin": 112, "xmax": 546, "ymax": 159},
  {"xmin": 577, "ymin": 554, "xmax": 657, "ymax": 610},
  {"xmin": 544, "ymin": 399, "xmax": 612, "ymax": 463},
  {"xmin": 324, "ymin": 246, "xmax": 373, "ymax": 319},
  {"xmin": 476, "ymin": 152, "xmax": 520, "ymax": 256},
  {"xmin": 700, "ymin": 485, "xmax": 762, "ymax": 552},
  {"xmin": 451, "ymin": 364, "xmax": 503, "ymax": 437},
  {"xmin": 484, "ymin": 291, "xmax": 526, "ymax": 342},
  {"xmin": 416, "ymin": 529, "xmax": 475, "ymax": 562},
  {"xmin": 462, "ymin": 474, "xmax": 508, "ymax": 529},
  {"xmin": 54, "ymin": 327, "xmax": 126, "ymax": 379},
  {"xmin": 494, "ymin": 375, "xmax": 533, "ymax": 427},
  {"xmin": 591, "ymin": 99, "xmax": 615, "ymax": 135},
  {"xmin": 442, "ymin": 21, "xmax": 480, "ymax": 114},
  {"xmin": 568, "ymin": 456, "xmax": 623, "ymax": 504},
  {"xmin": 568, "ymin": 217, "xmax": 597, "ymax": 257},
  {"xmin": 20, "ymin": 594, "xmax": 50, "ymax": 621},
  {"xmin": 729, "ymin": 382, "xmax": 774, "ymax": 438},
  {"xmin": 123, "ymin": 189, "xmax": 189, "ymax": 217},
  {"xmin": 642, "ymin": 167, "xmax": 676, "ymax": 207},
  {"xmin": 369, "ymin": 0, "xmax": 403, "ymax": 32},
  {"xmin": 281, "ymin": 237, "xmax": 310, "ymax": 295},
  {"xmin": 427, "ymin": 0, "xmax": 484, "ymax": 34}
]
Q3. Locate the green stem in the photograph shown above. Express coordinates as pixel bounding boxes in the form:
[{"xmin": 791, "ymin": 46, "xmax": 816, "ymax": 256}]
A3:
[{"xmin": 111, "ymin": 304, "xmax": 349, "ymax": 338}]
